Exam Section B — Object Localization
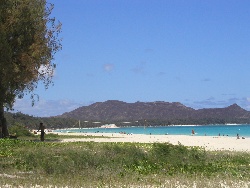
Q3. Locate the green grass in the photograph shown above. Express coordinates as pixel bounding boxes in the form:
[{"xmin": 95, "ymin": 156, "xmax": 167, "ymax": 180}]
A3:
[
  {"xmin": 0, "ymin": 138, "xmax": 249, "ymax": 187},
  {"xmin": 16, "ymin": 133, "xmax": 110, "ymax": 142}
]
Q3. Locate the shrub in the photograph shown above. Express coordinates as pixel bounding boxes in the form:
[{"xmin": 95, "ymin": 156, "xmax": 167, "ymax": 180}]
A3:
[{"xmin": 8, "ymin": 123, "xmax": 34, "ymax": 137}]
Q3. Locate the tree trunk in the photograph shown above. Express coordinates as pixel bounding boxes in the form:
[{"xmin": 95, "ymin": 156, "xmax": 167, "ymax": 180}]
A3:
[{"xmin": 0, "ymin": 103, "xmax": 9, "ymax": 138}]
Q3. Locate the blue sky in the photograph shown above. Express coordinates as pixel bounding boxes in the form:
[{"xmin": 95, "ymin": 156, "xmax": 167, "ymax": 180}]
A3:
[{"xmin": 14, "ymin": 0, "xmax": 250, "ymax": 117}]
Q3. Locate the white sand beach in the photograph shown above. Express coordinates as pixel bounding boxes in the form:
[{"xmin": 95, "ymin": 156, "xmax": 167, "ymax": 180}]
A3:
[{"xmin": 54, "ymin": 132, "xmax": 250, "ymax": 152}]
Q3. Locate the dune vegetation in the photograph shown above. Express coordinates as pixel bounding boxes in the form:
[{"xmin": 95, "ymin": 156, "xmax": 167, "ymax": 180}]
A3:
[{"xmin": 0, "ymin": 134, "xmax": 249, "ymax": 187}]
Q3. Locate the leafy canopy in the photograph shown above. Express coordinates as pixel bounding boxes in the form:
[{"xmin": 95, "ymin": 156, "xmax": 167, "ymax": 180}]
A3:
[{"xmin": 0, "ymin": 0, "xmax": 62, "ymax": 109}]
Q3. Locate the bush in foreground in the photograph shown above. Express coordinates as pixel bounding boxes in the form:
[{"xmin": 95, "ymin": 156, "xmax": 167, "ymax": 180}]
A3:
[{"xmin": 8, "ymin": 123, "xmax": 34, "ymax": 137}]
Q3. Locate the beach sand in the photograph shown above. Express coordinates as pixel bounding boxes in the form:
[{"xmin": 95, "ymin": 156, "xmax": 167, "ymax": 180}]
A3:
[{"xmin": 54, "ymin": 132, "xmax": 250, "ymax": 152}]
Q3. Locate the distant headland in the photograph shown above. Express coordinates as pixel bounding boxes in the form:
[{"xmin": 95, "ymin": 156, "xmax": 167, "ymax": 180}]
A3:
[{"xmin": 5, "ymin": 100, "xmax": 250, "ymax": 129}]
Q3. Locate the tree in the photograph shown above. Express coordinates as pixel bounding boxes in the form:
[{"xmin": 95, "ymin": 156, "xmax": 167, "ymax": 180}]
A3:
[{"xmin": 0, "ymin": 0, "xmax": 61, "ymax": 137}]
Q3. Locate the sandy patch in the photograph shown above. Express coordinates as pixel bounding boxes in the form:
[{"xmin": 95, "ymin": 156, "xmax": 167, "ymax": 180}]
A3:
[{"xmin": 53, "ymin": 132, "xmax": 250, "ymax": 152}]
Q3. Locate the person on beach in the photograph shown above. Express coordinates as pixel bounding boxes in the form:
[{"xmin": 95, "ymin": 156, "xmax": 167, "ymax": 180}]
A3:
[
  {"xmin": 38, "ymin": 123, "xmax": 45, "ymax": 141},
  {"xmin": 191, "ymin": 130, "xmax": 195, "ymax": 135}
]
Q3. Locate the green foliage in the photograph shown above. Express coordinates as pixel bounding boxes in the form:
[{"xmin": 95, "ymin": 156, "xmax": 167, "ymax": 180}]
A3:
[
  {"xmin": 8, "ymin": 123, "xmax": 34, "ymax": 137},
  {"xmin": 0, "ymin": 0, "xmax": 62, "ymax": 109},
  {"xmin": 0, "ymin": 0, "xmax": 62, "ymax": 138},
  {"xmin": 0, "ymin": 139, "xmax": 18, "ymax": 157},
  {"xmin": 0, "ymin": 139, "xmax": 249, "ymax": 187},
  {"xmin": 5, "ymin": 111, "xmax": 77, "ymax": 130}
]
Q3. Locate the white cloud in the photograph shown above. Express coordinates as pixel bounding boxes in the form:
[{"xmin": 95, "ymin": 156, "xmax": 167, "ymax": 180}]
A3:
[
  {"xmin": 12, "ymin": 98, "xmax": 84, "ymax": 117},
  {"xmin": 38, "ymin": 64, "xmax": 55, "ymax": 77},
  {"xmin": 187, "ymin": 97, "xmax": 250, "ymax": 111},
  {"xmin": 103, "ymin": 64, "xmax": 114, "ymax": 72},
  {"xmin": 245, "ymin": 97, "xmax": 250, "ymax": 110}
]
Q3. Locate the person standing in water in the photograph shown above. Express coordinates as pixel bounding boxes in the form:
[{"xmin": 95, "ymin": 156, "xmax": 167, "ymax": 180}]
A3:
[
  {"xmin": 191, "ymin": 129, "xmax": 195, "ymax": 135},
  {"xmin": 38, "ymin": 123, "xmax": 45, "ymax": 141}
]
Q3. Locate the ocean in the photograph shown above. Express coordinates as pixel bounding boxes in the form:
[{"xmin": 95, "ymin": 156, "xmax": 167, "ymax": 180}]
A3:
[{"xmin": 55, "ymin": 124, "xmax": 250, "ymax": 138}]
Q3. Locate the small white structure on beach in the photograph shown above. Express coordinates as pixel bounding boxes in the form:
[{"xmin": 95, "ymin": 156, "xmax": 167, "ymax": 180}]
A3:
[{"xmin": 100, "ymin": 124, "xmax": 118, "ymax": 128}]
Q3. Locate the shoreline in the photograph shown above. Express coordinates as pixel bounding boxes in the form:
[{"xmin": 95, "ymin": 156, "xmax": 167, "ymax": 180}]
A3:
[
  {"xmin": 53, "ymin": 124, "xmax": 250, "ymax": 139},
  {"xmin": 53, "ymin": 132, "xmax": 250, "ymax": 152},
  {"xmin": 55, "ymin": 123, "xmax": 247, "ymax": 130}
]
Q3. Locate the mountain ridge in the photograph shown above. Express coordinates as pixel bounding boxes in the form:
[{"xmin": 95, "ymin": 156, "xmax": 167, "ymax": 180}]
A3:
[{"xmin": 59, "ymin": 100, "xmax": 250, "ymax": 126}]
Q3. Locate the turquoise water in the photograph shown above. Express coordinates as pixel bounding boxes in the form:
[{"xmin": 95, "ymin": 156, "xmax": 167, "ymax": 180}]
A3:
[{"xmin": 56, "ymin": 124, "xmax": 250, "ymax": 138}]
